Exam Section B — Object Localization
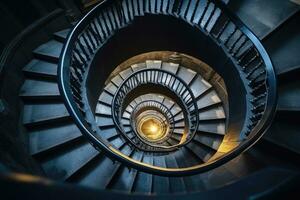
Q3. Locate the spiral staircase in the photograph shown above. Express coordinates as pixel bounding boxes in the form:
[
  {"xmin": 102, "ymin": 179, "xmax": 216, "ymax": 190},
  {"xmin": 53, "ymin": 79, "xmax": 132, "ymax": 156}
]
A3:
[{"xmin": 1, "ymin": 0, "xmax": 300, "ymax": 199}]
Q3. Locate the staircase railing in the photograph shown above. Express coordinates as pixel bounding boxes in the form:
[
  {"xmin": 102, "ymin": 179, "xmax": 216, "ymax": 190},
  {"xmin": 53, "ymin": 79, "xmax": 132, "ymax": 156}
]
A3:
[
  {"xmin": 127, "ymin": 100, "xmax": 177, "ymax": 150},
  {"xmin": 58, "ymin": 0, "xmax": 276, "ymax": 176},
  {"xmin": 112, "ymin": 68, "xmax": 198, "ymax": 151}
]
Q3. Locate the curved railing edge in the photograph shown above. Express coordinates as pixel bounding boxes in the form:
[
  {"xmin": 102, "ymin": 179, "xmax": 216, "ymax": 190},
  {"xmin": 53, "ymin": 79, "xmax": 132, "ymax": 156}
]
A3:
[
  {"xmin": 211, "ymin": 0, "xmax": 277, "ymax": 154},
  {"xmin": 58, "ymin": 0, "xmax": 277, "ymax": 176},
  {"xmin": 111, "ymin": 68, "xmax": 199, "ymax": 151},
  {"xmin": 129, "ymin": 99, "xmax": 177, "ymax": 148}
]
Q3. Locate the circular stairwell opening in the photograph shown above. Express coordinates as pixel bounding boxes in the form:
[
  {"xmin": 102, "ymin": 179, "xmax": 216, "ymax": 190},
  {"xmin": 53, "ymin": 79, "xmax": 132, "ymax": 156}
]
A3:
[
  {"xmin": 84, "ymin": 14, "xmax": 249, "ymax": 156},
  {"xmin": 59, "ymin": 2, "xmax": 276, "ymax": 176},
  {"xmin": 138, "ymin": 115, "xmax": 168, "ymax": 142},
  {"xmin": 85, "ymin": 50, "xmax": 235, "ymax": 164},
  {"xmin": 11, "ymin": 0, "xmax": 280, "ymax": 195}
]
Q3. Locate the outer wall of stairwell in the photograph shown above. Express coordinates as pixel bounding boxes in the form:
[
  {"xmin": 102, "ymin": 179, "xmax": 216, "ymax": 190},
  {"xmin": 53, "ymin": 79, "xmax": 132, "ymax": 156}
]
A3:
[{"xmin": 0, "ymin": 8, "xmax": 72, "ymax": 173}]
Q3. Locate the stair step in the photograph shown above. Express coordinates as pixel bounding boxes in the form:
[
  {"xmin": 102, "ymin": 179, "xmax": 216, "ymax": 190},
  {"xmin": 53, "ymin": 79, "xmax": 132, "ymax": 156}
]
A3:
[
  {"xmin": 140, "ymin": 94, "xmax": 163, "ymax": 102},
  {"xmin": 20, "ymin": 79, "xmax": 60, "ymax": 100},
  {"xmin": 105, "ymin": 150, "xmax": 134, "ymax": 190},
  {"xmin": 29, "ymin": 123, "xmax": 81, "ymax": 155},
  {"xmin": 171, "ymin": 134, "xmax": 181, "ymax": 142},
  {"xmin": 186, "ymin": 141, "xmax": 215, "ymax": 162},
  {"xmin": 53, "ymin": 28, "xmax": 70, "ymax": 42},
  {"xmin": 108, "ymin": 148, "xmax": 134, "ymax": 192},
  {"xmin": 183, "ymin": 173, "xmax": 206, "ymax": 192},
  {"xmin": 153, "ymin": 157, "xmax": 170, "ymax": 193},
  {"xmin": 41, "ymin": 141, "xmax": 99, "ymax": 180},
  {"xmin": 201, "ymin": 165, "xmax": 237, "ymax": 189},
  {"xmin": 122, "ymin": 111, "xmax": 131, "ymax": 119},
  {"xmin": 277, "ymin": 80, "xmax": 300, "ymax": 111},
  {"xmin": 98, "ymin": 91, "xmax": 113, "ymax": 106},
  {"xmin": 104, "ymin": 82, "xmax": 118, "ymax": 95},
  {"xmin": 174, "ymin": 121, "xmax": 185, "ymax": 128},
  {"xmin": 121, "ymin": 118, "xmax": 130, "ymax": 126},
  {"xmin": 173, "ymin": 112, "xmax": 184, "ymax": 122},
  {"xmin": 33, "ymin": 40, "xmax": 63, "ymax": 63},
  {"xmin": 95, "ymin": 103, "xmax": 112, "ymax": 116},
  {"xmin": 96, "ymin": 116, "xmax": 114, "ymax": 128},
  {"xmin": 146, "ymin": 60, "xmax": 162, "ymax": 69},
  {"xmin": 199, "ymin": 105, "xmax": 225, "ymax": 120},
  {"xmin": 77, "ymin": 156, "xmax": 119, "ymax": 190},
  {"xmin": 177, "ymin": 67, "xmax": 197, "ymax": 85},
  {"xmin": 111, "ymin": 75, "xmax": 124, "ymax": 87},
  {"xmin": 194, "ymin": 133, "xmax": 222, "ymax": 150},
  {"xmin": 197, "ymin": 90, "xmax": 222, "ymax": 110},
  {"xmin": 189, "ymin": 75, "xmax": 212, "ymax": 99},
  {"xmin": 167, "ymin": 137, "xmax": 179, "ymax": 146},
  {"xmin": 119, "ymin": 67, "xmax": 133, "ymax": 79},
  {"xmin": 109, "ymin": 137, "xmax": 126, "ymax": 149},
  {"xmin": 162, "ymin": 98, "xmax": 175, "ymax": 109},
  {"xmin": 165, "ymin": 155, "xmax": 186, "ymax": 193},
  {"xmin": 106, "ymin": 164, "xmax": 133, "ymax": 190},
  {"xmin": 97, "ymin": 127, "xmax": 119, "ymax": 140},
  {"xmin": 277, "ymin": 65, "xmax": 300, "ymax": 77},
  {"xmin": 133, "ymin": 155, "xmax": 153, "ymax": 193},
  {"xmin": 125, "ymin": 104, "xmax": 134, "ymax": 113},
  {"xmin": 175, "ymin": 147, "xmax": 200, "ymax": 167},
  {"xmin": 132, "ymin": 97, "xmax": 141, "ymax": 105},
  {"xmin": 222, "ymin": 150, "xmax": 264, "ymax": 179},
  {"xmin": 23, "ymin": 59, "xmax": 57, "ymax": 79},
  {"xmin": 124, "ymin": 151, "xmax": 144, "ymax": 192},
  {"xmin": 161, "ymin": 62, "xmax": 179, "ymax": 74},
  {"xmin": 23, "ymin": 102, "xmax": 69, "ymax": 126},
  {"xmin": 173, "ymin": 128, "xmax": 184, "ymax": 135},
  {"xmin": 264, "ymin": 117, "xmax": 300, "ymax": 154},
  {"xmin": 197, "ymin": 122, "xmax": 226, "ymax": 135},
  {"xmin": 228, "ymin": 0, "xmax": 300, "ymax": 39},
  {"xmin": 131, "ymin": 62, "xmax": 146, "ymax": 71},
  {"xmin": 263, "ymin": 12, "xmax": 300, "ymax": 74}
]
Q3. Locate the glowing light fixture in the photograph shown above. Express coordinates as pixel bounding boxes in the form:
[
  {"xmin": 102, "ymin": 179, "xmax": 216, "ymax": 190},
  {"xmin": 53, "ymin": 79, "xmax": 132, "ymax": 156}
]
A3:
[{"xmin": 139, "ymin": 118, "xmax": 167, "ymax": 141}]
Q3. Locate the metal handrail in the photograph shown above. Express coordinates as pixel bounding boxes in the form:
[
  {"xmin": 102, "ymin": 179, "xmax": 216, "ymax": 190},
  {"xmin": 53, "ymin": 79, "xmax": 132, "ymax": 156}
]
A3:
[
  {"xmin": 125, "ymin": 100, "xmax": 179, "ymax": 150},
  {"xmin": 58, "ymin": 0, "xmax": 277, "ymax": 176},
  {"xmin": 112, "ymin": 68, "xmax": 199, "ymax": 152},
  {"xmin": 129, "ymin": 100, "xmax": 176, "ymax": 147}
]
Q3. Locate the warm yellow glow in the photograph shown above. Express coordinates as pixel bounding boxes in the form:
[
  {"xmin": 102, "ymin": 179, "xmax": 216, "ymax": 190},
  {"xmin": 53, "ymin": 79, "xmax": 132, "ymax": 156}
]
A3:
[
  {"xmin": 149, "ymin": 124, "xmax": 158, "ymax": 133},
  {"xmin": 9, "ymin": 173, "xmax": 52, "ymax": 185},
  {"xmin": 140, "ymin": 118, "xmax": 166, "ymax": 141}
]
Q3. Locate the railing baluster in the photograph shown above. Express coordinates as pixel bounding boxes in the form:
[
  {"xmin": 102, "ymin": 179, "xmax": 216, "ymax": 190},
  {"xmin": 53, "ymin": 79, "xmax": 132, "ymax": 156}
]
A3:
[
  {"xmin": 90, "ymin": 19, "xmax": 104, "ymax": 43},
  {"xmin": 250, "ymin": 82, "xmax": 265, "ymax": 95},
  {"xmin": 95, "ymin": 15, "xmax": 107, "ymax": 39},
  {"xmin": 232, "ymin": 36, "xmax": 248, "ymax": 57},
  {"xmin": 81, "ymin": 32, "xmax": 94, "ymax": 55},
  {"xmin": 85, "ymin": 26, "xmax": 98, "ymax": 50},
  {"xmin": 224, "ymin": 26, "xmax": 237, "ymax": 46},
  {"xmin": 248, "ymin": 70, "xmax": 266, "ymax": 87},
  {"xmin": 241, "ymin": 51, "xmax": 259, "ymax": 70},
  {"xmin": 203, "ymin": 3, "xmax": 217, "ymax": 30},
  {"xmin": 246, "ymin": 61, "xmax": 263, "ymax": 79},
  {"xmin": 189, "ymin": 0, "xmax": 201, "ymax": 22},
  {"xmin": 74, "ymin": 46, "xmax": 87, "ymax": 66},
  {"xmin": 58, "ymin": 0, "xmax": 276, "ymax": 175},
  {"xmin": 250, "ymin": 92, "xmax": 267, "ymax": 104},
  {"xmin": 198, "ymin": 0, "xmax": 210, "ymax": 26},
  {"xmin": 228, "ymin": 31, "xmax": 243, "ymax": 53}
]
